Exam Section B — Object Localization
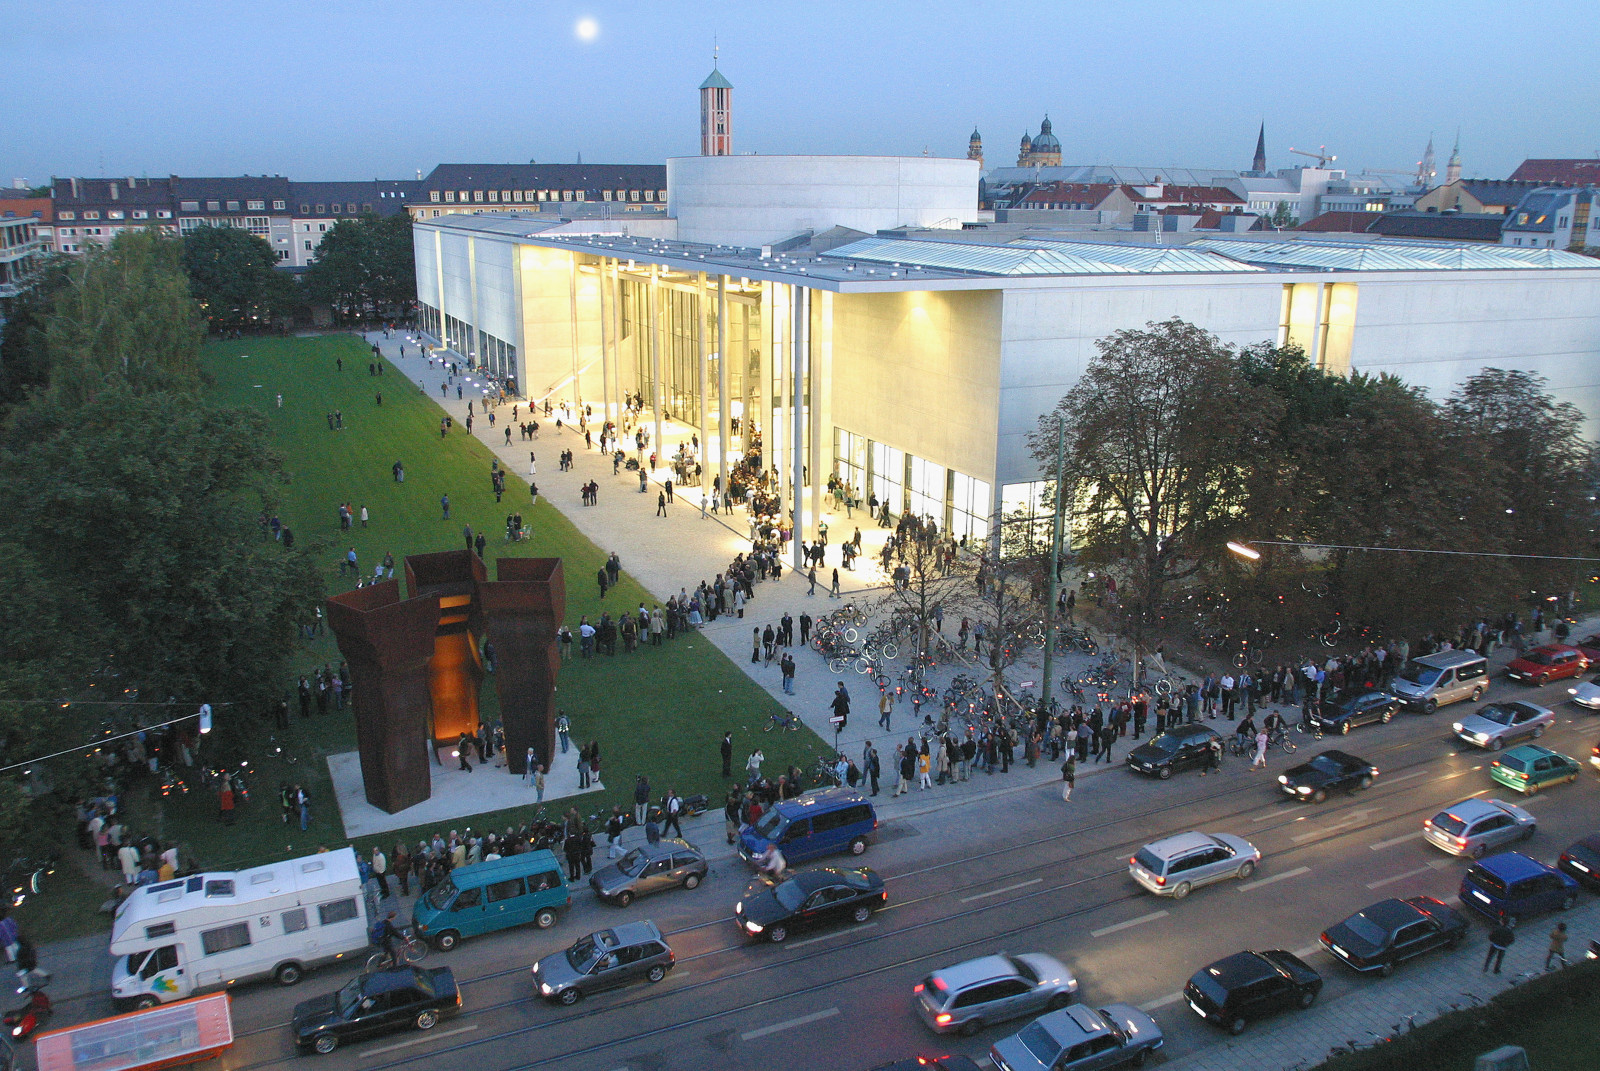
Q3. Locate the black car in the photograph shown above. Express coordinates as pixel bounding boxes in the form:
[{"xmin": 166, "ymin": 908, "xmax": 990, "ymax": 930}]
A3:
[
  {"xmin": 1319, "ymin": 895, "xmax": 1467, "ymax": 977},
  {"xmin": 1557, "ymin": 834, "xmax": 1600, "ymax": 892},
  {"xmin": 735, "ymin": 866, "xmax": 886, "ymax": 943},
  {"xmin": 1126, "ymin": 723, "xmax": 1223, "ymax": 779},
  {"xmin": 1314, "ymin": 691, "xmax": 1400, "ymax": 736},
  {"xmin": 1278, "ymin": 749, "xmax": 1378, "ymax": 803},
  {"xmin": 292, "ymin": 966, "xmax": 460, "ymax": 1054},
  {"xmin": 1183, "ymin": 949, "xmax": 1322, "ymax": 1035}
]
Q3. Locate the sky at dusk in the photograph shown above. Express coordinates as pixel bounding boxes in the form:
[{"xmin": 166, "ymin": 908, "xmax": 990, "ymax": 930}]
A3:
[{"xmin": 7, "ymin": 0, "xmax": 1598, "ymax": 185}]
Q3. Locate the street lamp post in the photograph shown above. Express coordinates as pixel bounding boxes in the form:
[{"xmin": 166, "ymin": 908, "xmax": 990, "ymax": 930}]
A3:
[{"xmin": 1040, "ymin": 418, "xmax": 1067, "ymax": 720}]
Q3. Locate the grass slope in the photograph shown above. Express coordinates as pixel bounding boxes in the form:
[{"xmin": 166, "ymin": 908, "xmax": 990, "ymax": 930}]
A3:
[{"xmin": 121, "ymin": 334, "xmax": 816, "ymax": 871}]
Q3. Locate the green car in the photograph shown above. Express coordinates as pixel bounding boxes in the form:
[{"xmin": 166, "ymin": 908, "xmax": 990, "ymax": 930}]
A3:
[{"xmin": 1490, "ymin": 744, "xmax": 1582, "ymax": 795}]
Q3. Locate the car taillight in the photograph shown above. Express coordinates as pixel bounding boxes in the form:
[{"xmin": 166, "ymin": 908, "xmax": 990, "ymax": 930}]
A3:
[
  {"xmin": 1156, "ymin": 875, "xmax": 1166, "ymax": 886},
  {"xmin": 1455, "ymin": 837, "xmax": 1468, "ymax": 848},
  {"xmin": 913, "ymin": 983, "xmax": 924, "ymax": 993},
  {"xmin": 935, "ymin": 1013, "xmax": 953, "ymax": 1025}
]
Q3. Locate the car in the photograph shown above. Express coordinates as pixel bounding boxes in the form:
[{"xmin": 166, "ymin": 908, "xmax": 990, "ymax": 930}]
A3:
[
  {"xmin": 1319, "ymin": 896, "xmax": 1467, "ymax": 977},
  {"xmin": 1570, "ymin": 634, "xmax": 1600, "ymax": 663},
  {"xmin": 915, "ymin": 953, "xmax": 1078, "ymax": 1036},
  {"xmin": 1505, "ymin": 644, "xmax": 1589, "ymax": 686},
  {"xmin": 1490, "ymin": 744, "xmax": 1583, "ymax": 795},
  {"xmin": 292, "ymin": 966, "xmax": 460, "ymax": 1054},
  {"xmin": 529, "ymin": 921, "xmax": 674, "ymax": 1005},
  {"xmin": 1567, "ymin": 672, "xmax": 1600, "ymax": 711},
  {"xmin": 735, "ymin": 866, "xmax": 886, "ymax": 943},
  {"xmin": 1127, "ymin": 832, "xmax": 1260, "ymax": 899},
  {"xmin": 1459, "ymin": 852, "xmax": 1579, "ymax": 926},
  {"xmin": 1556, "ymin": 834, "xmax": 1600, "ymax": 892},
  {"xmin": 989, "ymin": 1004, "xmax": 1163, "ymax": 1071},
  {"xmin": 1277, "ymin": 750, "xmax": 1378, "ymax": 803},
  {"xmin": 1451, "ymin": 701, "xmax": 1555, "ymax": 751},
  {"xmin": 867, "ymin": 1058, "xmax": 982, "ymax": 1071},
  {"xmin": 1125, "ymin": 723, "xmax": 1223, "ymax": 779},
  {"xmin": 1313, "ymin": 691, "xmax": 1400, "ymax": 735},
  {"xmin": 1423, "ymin": 798, "xmax": 1536, "ymax": 858},
  {"xmin": 1183, "ymin": 949, "xmax": 1322, "ymax": 1035},
  {"xmin": 738, "ymin": 786, "xmax": 878, "ymax": 866},
  {"xmin": 1593, "ymin": 739, "xmax": 1600, "ymax": 773},
  {"xmin": 589, "ymin": 839, "xmax": 707, "ymax": 907}
]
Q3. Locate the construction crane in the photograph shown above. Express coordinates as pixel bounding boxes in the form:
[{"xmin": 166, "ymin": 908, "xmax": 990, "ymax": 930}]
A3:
[
  {"xmin": 1359, "ymin": 168, "xmax": 1414, "ymax": 177},
  {"xmin": 1288, "ymin": 145, "xmax": 1337, "ymax": 167}
]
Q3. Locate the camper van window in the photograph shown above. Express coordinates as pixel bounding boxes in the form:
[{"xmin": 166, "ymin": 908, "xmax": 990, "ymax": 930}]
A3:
[
  {"xmin": 144, "ymin": 922, "xmax": 176, "ymax": 939},
  {"xmin": 204, "ymin": 880, "xmax": 236, "ymax": 898},
  {"xmin": 124, "ymin": 950, "xmax": 151, "ymax": 976},
  {"xmin": 282, "ymin": 908, "xmax": 308, "ymax": 933},
  {"xmin": 150, "ymin": 880, "xmax": 184, "ymax": 894},
  {"xmin": 301, "ymin": 860, "xmax": 326, "ymax": 874},
  {"xmin": 318, "ymin": 898, "xmax": 359, "ymax": 926},
  {"xmin": 251, "ymin": 871, "xmax": 276, "ymax": 884},
  {"xmin": 200, "ymin": 922, "xmax": 251, "ymax": 956},
  {"xmin": 187, "ymin": 877, "xmax": 204, "ymax": 892},
  {"xmin": 157, "ymin": 888, "xmax": 184, "ymax": 903},
  {"xmin": 140, "ymin": 946, "xmax": 178, "ymax": 980}
]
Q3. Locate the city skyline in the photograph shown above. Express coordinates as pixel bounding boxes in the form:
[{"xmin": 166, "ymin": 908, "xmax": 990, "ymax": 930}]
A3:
[{"xmin": 7, "ymin": 0, "xmax": 1599, "ymax": 184}]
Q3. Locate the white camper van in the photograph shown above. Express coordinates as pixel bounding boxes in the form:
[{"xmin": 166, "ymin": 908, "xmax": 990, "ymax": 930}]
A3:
[{"xmin": 109, "ymin": 848, "xmax": 369, "ymax": 1008}]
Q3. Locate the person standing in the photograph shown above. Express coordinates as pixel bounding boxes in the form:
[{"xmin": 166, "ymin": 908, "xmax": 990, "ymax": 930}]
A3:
[
  {"xmin": 1484, "ymin": 922, "xmax": 1515, "ymax": 973},
  {"xmin": 456, "ymin": 732, "xmax": 474, "ymax": 773},
  {"xmin": 218, "ymin": 782, "xmax": 235, "ymax": 826},
  {"xmin": 865, "ymin": 742, "xmax": 881, "ymax": 796},
  {"xmin": 661, "ymin": 791, "xmax": 684, "ymax": 839},
  {"xmin": 830, "ymin": 682, "xmax": 851, "ymax": 731},
  {"xmin": 392, "ymin": 844, "xmax": 412, "ymax": 897},
  {"xmin": 723, "ymin": 787, "xmax": 742, "ymax": 845},
  {"xmin": 745, "ymin": 749, "xmax": 763, "ymax": 785},
  {"xmin": 371, "ymin": 847, "xmax": 390, "ymax": 898},
  {"xmin": 441, "ymin": 494, "xmax": 451, "ymax": 519},
  {"xmin": 577, "ymin": 744, "xmax": 592, "ymax": 789},
  {"xmin": 781, "ymin": 654, "xmax": 796, "ymax": 695},
  {"xmin": 534, "ymin": 765, "xmax": 546, "ymax": 804},
  {"xmin": 555, "ymin": 711, "xmax": 571, "ymax": 754},
  {"xmin": 1251, "ymin": 729, "xmax": 1269, "ymax": 770},
  {"xmin": 1546, "ymin": 923, "xmax": 1569, "ymax": 970},
  {"xmin": 1061, "ymin": 756, "xmax": 1076, "ymax": 802},
  {"xmin": 633, "ymin": 776, "xmax": 651, "ymax": 826},
  {"xmin": 878, "ymin": 689, "xmax": 893, "ymax": 731},
  {"xmin": 657, "ymin": 491, "xmax": 668, "ymax": 517},
  {"xmin": 720, "ymin": 732, "xmax": 734, "ymax": 778}
]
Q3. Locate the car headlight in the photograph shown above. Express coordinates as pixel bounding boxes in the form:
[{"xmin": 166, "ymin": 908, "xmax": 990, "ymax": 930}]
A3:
[
  {"xmin": 1452, "ymin": 723, "xmax": 1464, "ymax": 733},
  {"xmin": 1475, "ymin": 733, "xmax": 1490, "ymax": 743},
  {"xmin": 539, "ymin": 982, "xmax": 553, "ymax": 995},
  {"xmin": 744, "ymin": 919, "xmax": 764, "ymax": 933},
  {"xmin": 1296, "ymin": 786, "xmax": 1313, "ymax": 795},
  {"xmin": 1277, "ymin": 775, "xmax": 1288, "ymax": 784}
]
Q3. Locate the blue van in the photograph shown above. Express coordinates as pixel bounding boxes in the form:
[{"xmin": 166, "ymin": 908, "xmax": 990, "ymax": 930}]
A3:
[
  {"xmin": 1458, "ymin": 851, "xmax": 1579, "ymax": 925},
  {"xmin": 738, "ymin": 787, "xmax": 877, "ymax": 866},
  {"xmin": 412, "ymin": 849, "xmax": 571, "ymax": 950}
]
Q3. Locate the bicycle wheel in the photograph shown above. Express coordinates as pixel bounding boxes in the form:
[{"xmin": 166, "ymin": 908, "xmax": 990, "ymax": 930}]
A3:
[
  {"xmin": 842, "ymin": 627, "xmax": 859, "ymax": 644},
  {"xmin": 1231, "ymin": 651, "xmax": 1248, "ymax": 669},
  {"xmin": 854, "ymin": 658, "xmax": 876, "ymax": 675},
  {"xmin": 403, "ymin": 940, "xmax": 428, "ymax": 964},
  {"xmin": 828, "ymin": 656, "xmax": 850, "ymax": 674},
  {"xmin": 1153, "ymin": 677, "xmax": 1173, "ymax": 697},
  {"xmin": 1249, "ymin": 648, "xmax": 1265, "ymax": 666},
  {"xmin": 366, "ymin": 952, "xmax": 391, "ymax": 973},
  {"xmin": 881, "ymin": 642, "xmax": 899, "ymax": 660}
]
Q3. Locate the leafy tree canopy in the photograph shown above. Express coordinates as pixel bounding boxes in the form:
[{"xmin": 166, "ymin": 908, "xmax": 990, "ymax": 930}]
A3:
[
  {"xmin": 181, "ymin": 225, "xmax": 301, "ymax": 333},
  {"xmin": 301, "ymin": 213, "xmax": 415, "ymax": 322}
]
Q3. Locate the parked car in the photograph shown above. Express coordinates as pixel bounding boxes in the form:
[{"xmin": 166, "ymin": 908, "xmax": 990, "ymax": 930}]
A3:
[
  {"xmin": 1423, "ymin": 798, "xmax": 1536, "ymax": 858},
  {"xmin": 1127, "ymin": 832, "xmax": 1259, "ymax": 899},
  {"xmin": 1572, "ymin": 635, "xmax": 1600, "ymax": 663},
  {"xmin": 1278, "ymin": 750, "xmax": 1378, "ymax": 803},
  {"xmin": 530, "ymin": 921, "xmax": 674, "ymax": 1006},
  {"xmin": 1125, "ymin": 723, "xmax": 1223, "ymax": 779},
  {"xmin": 1556, "ymin": 834, "xmax": 1600, "ymax": 892},
  {"xmin": 735, "ymin": 866, "xmax": 886, "ymax": 943},
  {"xmin": 1390, "ymin": 650, "xmax": 1489, "ymax": 713},
  {"xmin": 738, "ymin": 787, "xmax": 878, "ymax": 866},
  {"xmin": 292, "ymin": 966, "xmax": 460, "ymax": 1055},
  {"xmin": 412, "ymin": 850, "xmax": 570, "ymax": 950},
  {"xmin": 590, "ymin": 839, "xmax": 707, "ymax": 907},
  {"xmin": 1183, "ymin": 950, "xmax": 1321, "ymax": 1035},
  {"xmin": 1459, "ymin": 852, "xmax": 1579, "ymax": 926},
  {"xmin": 1314, "ymin": 691, "xmax": 1399, "ymax": 735},
  {"xmin": 1567, "ymin": 672, "xmax": 1600, "ymax": 711},
  {"xmin": 1592, "ymin": 739, "xmax": 1600, "ymax": 773},
  {"xmin": 1452, "ymin": 701, "xmax": 1554, "ymax": 751},
  {"xmin": 1490, "ymin": 744, "xmax": 1583, "ymax": 795},
  {"xmin": 989, "ymin": 1004, "xmax": 1163, "ymax": 1071},
  {"xmin": 1319, "ymin": 896, "xmax": 1467, "ymax": 977},
  {"xmin": 1505, "ymin": 644, "xmax": 1589, "ymax": 686},
  {"xmin": 916, "ymin": 953, "xmax": 1078, "ymax": 1036}
]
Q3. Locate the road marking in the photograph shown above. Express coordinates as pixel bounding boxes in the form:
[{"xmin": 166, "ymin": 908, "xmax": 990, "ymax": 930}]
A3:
[
  {"xmin": 961, "ymin": 879, "xmax": 1044, "ymax": 903},
  {"xmin": 1381, "ymin": 769, "xmax": 1430, "ymax": 786},
  {"xmin": 1091, "ymin": 910, "xmax": 1169, "ymax": 937},
  {"xmin": 1252, "ymin": 809, "xmax": 1292, "ymax": 822},
  {"xmin": 740, "ymin": 1007, "xmax": 839, "ymax": 1041},
  {"xmin": 360, "ymin": 1025, "xmax": 477, "ymax": 1056},
  {"xmin": 1290, "ymin": 808, "xmax": 1375, "ymax": 843},
  {"xmin": 1365, "ymin": 857, "xmax": 1453, "ymax": 890},
  {"xmin": 1237, "ymin": 866, "xmax": 1311, "ymax": 892},
  {"xmin": 1138, "ymin": 991, "xmax": 1184, "ymax": 1011},
  {"xmin": 1292, "ymin": 944, "xmax": 1323, "ymax": 960},
  {"xmin": 784, "ymin": 923, "xmax": 877, "ymax": 949},
  {"xmin": 1370, "ymin": 830, "xmax": 1426, "ymax": 851}
]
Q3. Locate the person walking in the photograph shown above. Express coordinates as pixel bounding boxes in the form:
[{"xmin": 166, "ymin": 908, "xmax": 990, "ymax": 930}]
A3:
[
  {"xmin": 657, "ymin": 491, "xmax": 668, "ymax": 517},
  {"xmin": 534, "ymin": 765, "xmax": 546, "ymax": 804},
  {"xmin": 661, "ymin": 791, "xmax": 684, "ymax": 839},
  {"xmin": 1251, "ymin": 728, "xmax": 1269, "ymax": 769},
  {"xmin": 441, "ymin": 494, "xmax": 450, "ymax": 519},
  {"xmin": 633, "ymin": 776, "xmax": 651, "ymax": 826},
  {"xmin": 1484, "ymin": 922, "xmax": 1514, "ymax": 973},
  {"xmin": 808, "ymin": 566, "xmax": 818, "ymax": 596},
  {"xmin": 555, "ymin": 711, "xmax": 571, "ymax": 754},
  {"xmin": 723, "ymin": 788, "xmax": 742, "ymax": 845},
  {"xmin": 1546, "ymin": 922, "xmax": 1569, "ymax": 970},
  {"xmin": 1061, "ymin": 756, "xmax": 1076, "ymax": 802},
  {"xmin": 720, "ymin": 731, "xmax": 734, "ymax": 778},
  {"xmin": 830, "ymin": 568, "xmax": 842, "ymax": 598},
  {"xmin": 456, "ymin": 732, "xmax": 474, "ymax": 773},
  {"xmin": 878, "ymin": 689, "xmax": 893, "ymax": 731}
]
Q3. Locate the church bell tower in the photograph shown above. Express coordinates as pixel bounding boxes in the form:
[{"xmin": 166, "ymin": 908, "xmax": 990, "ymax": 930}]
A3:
[{"xmin": 699, "ymin": 55, "xmax": 733, "ymax": 156}]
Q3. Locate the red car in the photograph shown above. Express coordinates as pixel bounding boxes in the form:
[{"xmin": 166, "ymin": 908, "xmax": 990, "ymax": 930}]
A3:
[
  {"xmin": 1571, "ymin": 634, "xmax": 1600, "ymax": 663},
  {"xmin": 1505, "ymin": 644, "xmax": 1590, "ymax": 686}
]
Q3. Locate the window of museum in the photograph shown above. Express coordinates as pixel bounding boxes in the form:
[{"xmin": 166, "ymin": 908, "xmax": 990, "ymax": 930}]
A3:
[
  {"xmin": 907, "ymin": 457, "xmax": 945, "ymax": 526},
  {"xmin": 949, "ymin": 472, "xmax": 991, "ymax": 543},
  {"xmin": 870, "ymin": 442, "xmax": 905, "ymax": 517}
]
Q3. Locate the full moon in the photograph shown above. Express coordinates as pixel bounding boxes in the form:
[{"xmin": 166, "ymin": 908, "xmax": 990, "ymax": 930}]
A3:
[{"xmin": 575, "ymin": 17, "xmax": 599, "ymax": 42}]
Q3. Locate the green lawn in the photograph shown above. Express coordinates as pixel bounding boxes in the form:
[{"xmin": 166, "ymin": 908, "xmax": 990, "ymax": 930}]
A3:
[{"xmin": 117, "ymin": 334, "xmax": 819, "ymax": 871}]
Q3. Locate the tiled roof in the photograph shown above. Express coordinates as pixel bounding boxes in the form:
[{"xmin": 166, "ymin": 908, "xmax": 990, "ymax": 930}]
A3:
[
  {"xmin": 421, "ymin": 163, "xmax": 666, "ymax": 195},
  {"xmin": 1369, "ymin": 213, "xmax": 1503, "ymax": 242},
  {"xmin": 1296, "ymin": 211, "xmax": 1384, "ymax": 233},
  {"xmin": 1455, "ymin": 179, "xmax": 1545, "ymax": 208},
  {"xmin": 1508, "ymin": 159, "xmax": 1600, "ymax": 185},
  {"xmin": 0, "ymin": 198, "xmax": 52, "ymax": 222},
  {"xmin": 1016, "ymin": 182, "xmax": 1117, "ymax": 207},
  {"xmin": 288, "ymin": 180, "xmax": 423, "ymax": 217},
  {"xmin": 1121, "ymin": 184, "xmax": 1244, "ymax": 204},
  {"xmin": 52, "ymin": 177, "xmax": 175, "ymax": 207}
]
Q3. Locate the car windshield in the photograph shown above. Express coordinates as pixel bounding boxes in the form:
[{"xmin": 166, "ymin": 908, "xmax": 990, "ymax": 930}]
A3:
[
  {"xmin": 1432, "ymin": 813, "xmax": 1468, "ymax": 837},
  {"xmin": 337, "ymin": 978, "xmax": 363, "ymax": 1017},
  {"xmin": 1397, "ymin": 661, "xmax": 1441, "ymax": 687},
  {"xmin": 425, "ymin": 878, "xmax": 456, "ymax": 911},
  {"xmin": 1476, "ymin": 706, "xmax": 1515, "ymax": 726},
  {"xmin": 124, "ymin": 950, "xmax": 150, "ymax": 976},
  {"xmin": 1525, "ymin": 650, "xmax": 1557, "ymax": 666},
  {"xmin": 1310, "ymin": 755, "xmax": 1346, "ymax": 774},
  {"xmin": 1006, "ymin": 955, "xmax": 1038, "ymax": 984},
  {"xmin": 1133, "ymin": 848, "xmax": 1165, "ymax": 873},
  {"xmin": 752, "ymin": 809, "xmax": 786, "ymax": 839},
  {"xmin": 616, "ymin": 849, "xmax": 647, "ymax": 875},
  {"xmin": 774, "ymin": 880, "xmax": 807, "ymax": 911},
  {"xmin": 566, "ymin": 931, "xmax": 618, "ymax": 972},
  {"xmin": 1343, "ymin": 913, "xmax": 1389, "ymax": 947},
  {"xmin": 1145, "ymin": 732, "xmax": 1184, "ymax": 752},
  {"xmin": 1017, "ymin": 1021, "xmax": 1062, "ymax": 1065}
]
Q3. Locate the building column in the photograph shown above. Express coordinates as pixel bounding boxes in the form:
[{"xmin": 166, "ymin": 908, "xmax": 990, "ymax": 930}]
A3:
[
  {"xmin": 610, "ymin": 261, "xmax": 624, "ymax": 421},
  {"xmin": 568, "ymin": 255, "xmax": 581, "ymax": 409},
  {"xmin": 597, "ymin": 257, "xmax": 611, "ymax": 426},
  {"xmin": 649, "ymin": 266, "xmax": 664, "ymax": 461},
  {"xmin": 758, "ymin": 283, "xmax": 773, "ymax": 494},
  {"xmin": 696, "ymin": 272, "xmax": 710, "ymax": 489},
  {"xmin": 790, "ymin": 284, "xmax": 808, "ymax": 570},
  {"xmin": 1310, "ymin": 282, "xmax": 1327, "ymax": 370},
  {"xmin": 809, "ymin": 291, "xmax": 830, "ymax": 541},
  {"xmin": 717, "ymin": 275, "xmax": 730, "ymax": 498},
  {"xmin": 467, "ymin": 236, "xmax": 480, "ymax": 368}
]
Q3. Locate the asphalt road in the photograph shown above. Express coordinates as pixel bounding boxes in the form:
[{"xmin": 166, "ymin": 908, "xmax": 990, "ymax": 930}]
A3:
[{"xmin": 92, "ymin": 672, "xmax": 1600, "ymax": 1071}]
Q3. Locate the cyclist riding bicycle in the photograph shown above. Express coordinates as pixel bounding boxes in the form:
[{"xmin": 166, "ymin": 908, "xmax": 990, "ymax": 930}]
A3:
[
  {"xmin": 1262, "ymin": 710, "xmax": 1286, "ymax": 736},
  {"xmin": 370, "ymin": 912, "xmax": 404, "ymax": 967},
  {"xmin": 1233, "ymin": 715, "xmax": 1256, "ymax": 753}
]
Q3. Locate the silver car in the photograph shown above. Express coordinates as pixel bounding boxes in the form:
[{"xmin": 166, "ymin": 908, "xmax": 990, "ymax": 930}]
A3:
[
  {"xmin": 1568, "ymin": 673, "xmax": 1600, "ymax": 711},
  {"xmin": 916, "ymin": 953, "xmax": 1078, "ymax": 1036},
  {"xmin": 1129, "ymin": 831, "xmax": 1260, "ymax": 899},
  {"xmin": 1451, "ymin": 701, "xmax": 1554, "ymax": 751},
  {"xmin": 530, "ymin": 921, "xmax": 674, "ymax": 1005},
  {"xmin": 590, "ymin": 840, "xmax": 707, "ymax": 907},
  {"xmin": 990, "ymin": 1004, "xmax": 1163, "ymax": 1071},
  {"xmin": 1424, "ymin": 798, "xmax": 1536, "ymax": 858}
]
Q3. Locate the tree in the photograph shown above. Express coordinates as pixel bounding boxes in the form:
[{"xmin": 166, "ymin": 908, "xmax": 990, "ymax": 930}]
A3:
[
  {"xmin": 0, "ymin": 251, "xmax": 72, "ymax": 408},
  {"xmin": 1269, "ymin": 202, "xmax": 1297, "ymax": 228},
  {"xmin": 876, "ymin": 525, "xmax": 969, "ymax": 683},
  {"xmin": 1030, "ymin": 319, "xmax": 1279, "ymax": 654},
  {"xmin": 301, "ymin": 213, "xmax": 416, "ymax": 322},
  {"xmin": 41, "ymin": 229, "xmax": 204, "ymax": 408},
  {"xmin": 182, "ymin": 225, "xmax": 300, "ymax": 333}
]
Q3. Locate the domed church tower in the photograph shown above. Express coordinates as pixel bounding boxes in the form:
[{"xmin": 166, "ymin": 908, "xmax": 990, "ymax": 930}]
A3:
[
  {"xmin": 967, "ymin": 128, "xmax": 984, "ymax": 169},
  {"xmin": 1017, "ymin": 131, "xmax": 1033, "ymax": 166}
]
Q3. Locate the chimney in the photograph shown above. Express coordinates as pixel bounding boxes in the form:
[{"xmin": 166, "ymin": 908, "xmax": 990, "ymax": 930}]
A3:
[
  {"xmin": 70, "ymin": 177, "xmax": 80, "ymax": 199},
  {"xmin": 129, "ymin": 176, "xmax": 137, "ymax": 188},
  {"xmin": 110, "ymin": 182, "xmax": 119, "ymax": 200}
]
